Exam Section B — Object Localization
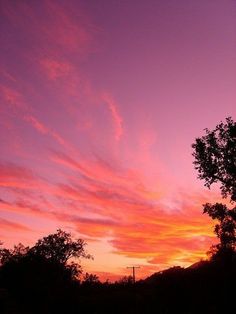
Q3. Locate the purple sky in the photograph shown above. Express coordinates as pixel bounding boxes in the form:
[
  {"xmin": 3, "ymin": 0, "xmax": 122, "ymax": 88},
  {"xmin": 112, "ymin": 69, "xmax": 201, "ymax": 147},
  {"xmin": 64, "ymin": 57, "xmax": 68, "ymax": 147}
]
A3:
[{"xmin": 0, "ymin": 0, "xmax": 236, "ymax": 280}]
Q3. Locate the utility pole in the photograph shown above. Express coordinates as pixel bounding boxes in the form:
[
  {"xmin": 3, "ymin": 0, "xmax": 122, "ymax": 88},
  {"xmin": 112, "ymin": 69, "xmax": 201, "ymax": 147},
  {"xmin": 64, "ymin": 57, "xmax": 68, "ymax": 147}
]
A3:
[{"xmin": 127, "ymin": 266, "xmax": 140, "ymax": 283}]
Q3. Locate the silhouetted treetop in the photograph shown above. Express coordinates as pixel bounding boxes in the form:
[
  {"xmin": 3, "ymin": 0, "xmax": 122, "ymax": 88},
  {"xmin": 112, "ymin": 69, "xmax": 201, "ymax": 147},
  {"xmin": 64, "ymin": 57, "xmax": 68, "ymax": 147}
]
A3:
[
  {"xmin": 192, "ymin": 118, "xmax": 236, "ymax": 260},
  {"xmin": 30, "ymin": 229, "xmax": 92, "ymax": 264},
  {"xmin": 0, "ymin": 229, "xmax": 92, "ymax": 285},
  {"xmin": 82, "ymin": 272, "xmax": 100, "ymax": 286},
  {"xmin": 192, "ymin": 117, "xmax": 236, "ymax": 202},
  {"xmin": 0, "ymin": 243, "xmax": 29, "ymax": 265}
]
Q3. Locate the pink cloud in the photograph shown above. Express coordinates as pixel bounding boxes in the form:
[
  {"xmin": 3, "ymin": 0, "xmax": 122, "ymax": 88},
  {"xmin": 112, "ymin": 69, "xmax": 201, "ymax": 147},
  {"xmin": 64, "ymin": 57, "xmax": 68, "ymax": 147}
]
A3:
[
  {"xmin": 2, "ymin": 0, "xmax": 233, "ymax": 280},
  {"xmin": 0, "ymin": 217, "xmax": 30, "ymax": 232},
  {"xmin": 2, "ymin": 0, "xmax": 93, "ymax": 54},
  {"xmin": 42, "ymin": 0, "xmax": 93, "ymax": 52},
  {"xmin": 45, "ymin": 153, "xmax": 216, "ymax": 267},
  {"xmin": 0, "ymin": 163, "xmax": 35, "ymax": 182},
  {"xmin": 0, "ymin": 154, "xmax": 217, "ymax": 270},
  {"xmin": 24, "ymin": 115, "xmax": 68, "ymax": 148},
  {"xmin": 0, "ymin": 69, "xmax": 17, "ymax": 82},
  {"xmin": 0, "ymin": 146, "xmax": 218, "ymax": 272},
  {"xmin": 0, "ymin": 85, "xmax": 27, "ymax": 110},
  {"xmin": 102, "ymin": 93, "xmax": 124, "ymax": 141},
  {"xmin": 40, "ymin": 58, "xmax": 73, "ymax": 80},
  {"xmin": 25, "ymin": 115, "xmax": 48, "ymax": 134}
]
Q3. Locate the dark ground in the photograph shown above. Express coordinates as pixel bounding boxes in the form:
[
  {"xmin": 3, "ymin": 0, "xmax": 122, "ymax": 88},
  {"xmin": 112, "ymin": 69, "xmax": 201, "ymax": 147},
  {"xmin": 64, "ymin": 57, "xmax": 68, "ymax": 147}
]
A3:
[{"xmin": 0, "ymin": 258, "xmax": 235, "ymax": 314}]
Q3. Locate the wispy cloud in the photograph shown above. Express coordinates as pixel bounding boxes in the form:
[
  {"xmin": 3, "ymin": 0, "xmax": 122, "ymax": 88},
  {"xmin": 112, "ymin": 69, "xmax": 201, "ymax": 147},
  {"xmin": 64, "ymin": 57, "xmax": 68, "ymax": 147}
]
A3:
[
  {"xmin": 25, "ymin": 115, "xmax": 48, "ymax": 134},
  {"xmin": 0, "ymin": 85, "xmax": 27, "ymax": 110},
  {"xmin": 0, "ymin": 163, "xmax": 34, "ymax": 180},
  {"xmin": 102, "ymin": 93, "xmax": 124, "ymax": 141},
  {"xmin": 46, "ymin": 152, "xmax": 216, "ymax": 267},
  {"xmin": 0, "ymin": 155, "xmax": 217, "ymax": 270},
  {"xmin": 42, "ymin": 0, "xmax": 93, "ymax": 53},
  {"xmin": 25, "ymin": 115, "xmax": 67, "ymax": 147},
  {"xmin": 0, "ymin": 217, "xmax": 30, "ymax": 232},
  {"xmin": 40, "ymin": 58, "xmax": 73, "ymax": 81},
  {"xmin": 1, "ymin": 0, "xmax": 229, "ymax": 280}
]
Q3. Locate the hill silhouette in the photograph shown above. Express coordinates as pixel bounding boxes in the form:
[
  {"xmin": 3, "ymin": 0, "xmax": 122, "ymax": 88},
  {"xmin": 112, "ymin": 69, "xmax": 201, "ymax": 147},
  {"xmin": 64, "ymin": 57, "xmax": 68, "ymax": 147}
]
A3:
[{"xmin": 0, "ymin": 232, "xmax": 235, "ymax": 314}]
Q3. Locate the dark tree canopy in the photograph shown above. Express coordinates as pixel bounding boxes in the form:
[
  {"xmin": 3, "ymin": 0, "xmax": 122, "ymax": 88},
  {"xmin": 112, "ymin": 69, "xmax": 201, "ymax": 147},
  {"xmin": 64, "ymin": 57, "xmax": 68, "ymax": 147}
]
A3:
[
  {"xmin": 192, "ymin": 117, "xmax": 236, "ymax": 202},
  {"xmin": 0, "ymin": 230, "xmax": 94, "ymax": 313},
  {"xmin": 0, "ymin": 229, "xmax": 92, "ymax": 282},
  {"xmin": 192, "ymin": 117, "xmax": 236, "ymax": 260},
  {"xmin": 0, "ymin": 243, "xmax": 29, "ymax": 265},
  {"xmin": 30, "ymin": 229, "xmax": 92, "ymax": 265},
  {"xmin": 203, "ymin": 203, "xmax": 236, "ymax": 251}
]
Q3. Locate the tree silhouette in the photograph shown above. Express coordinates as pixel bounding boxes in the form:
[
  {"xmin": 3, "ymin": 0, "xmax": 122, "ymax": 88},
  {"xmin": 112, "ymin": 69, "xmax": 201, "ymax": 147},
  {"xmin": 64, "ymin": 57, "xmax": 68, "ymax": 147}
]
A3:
[
  {"xmin": 0, "ymin": 229, "xmax": 93, "ymax": 313},
  {"xmin": 192, "ymin": 117, "xmax": 236, "ymax": 260},
  {"xmin": 117, "ymin": 275, "xmax": 134, "ymax": 286},
  {"xmin": 0, "ymin": 232, "xmax": 236, "ymax": 313},
  {"xmin": 30, "ymin": 229, "xmax": 92, "ymax": 268},
  {"xmin": 82, "ymin": 272, "xmax": 100, "ymax": 286},
  {"xmin": 0, "ymin": 229, "xmax": 92, "ymax": 290},
  {"xmin": 192, "ymin": 117, "xmax": 236, "ymax": 201},
  {"xmin": 0, "ymin": 243, "xmax": 29, "ymax": 265}
]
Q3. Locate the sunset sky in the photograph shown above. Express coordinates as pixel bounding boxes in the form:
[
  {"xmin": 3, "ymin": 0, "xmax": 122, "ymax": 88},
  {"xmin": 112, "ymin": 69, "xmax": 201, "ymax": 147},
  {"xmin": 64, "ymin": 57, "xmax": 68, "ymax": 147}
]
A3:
[{"xmin": 0, "ymin": 0, "xmax": 236, "ymax": 281}]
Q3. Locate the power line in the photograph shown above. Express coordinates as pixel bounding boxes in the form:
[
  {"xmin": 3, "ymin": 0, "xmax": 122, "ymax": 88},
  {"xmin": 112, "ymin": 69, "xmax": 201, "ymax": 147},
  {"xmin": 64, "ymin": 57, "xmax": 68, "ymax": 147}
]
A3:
[{"xmin": 127, "ymin": 266, "xmax": 140, "ymax": 283}]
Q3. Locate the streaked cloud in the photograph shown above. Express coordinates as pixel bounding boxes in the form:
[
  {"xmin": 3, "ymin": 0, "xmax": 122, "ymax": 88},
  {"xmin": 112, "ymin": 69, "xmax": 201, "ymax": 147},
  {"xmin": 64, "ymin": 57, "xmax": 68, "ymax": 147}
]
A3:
[
  {"xmin": 0, "ymin": 217, "xmax": 30, "ymax": 232},
  {"xmin": 0, "ymin": 85, "xmax": 27, "ymax": 110},
  {"xmin": 40, "ymin": 58, "xmax": 73, "ymax": 81},
  {"xmin": 102, "ymin": 93, "xmax": 124, "ymax": 141},
  {"xmin": 1, "ymin": 0, "xmax": 235, "ymax": 280}
]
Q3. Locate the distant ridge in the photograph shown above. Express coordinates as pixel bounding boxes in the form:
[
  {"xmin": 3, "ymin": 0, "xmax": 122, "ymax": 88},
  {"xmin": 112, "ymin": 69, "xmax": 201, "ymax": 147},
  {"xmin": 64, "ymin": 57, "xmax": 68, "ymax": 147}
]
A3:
[
  {"xmin": 143, "ymin": 261, "xmax": 211, "ymax": 284},
  {"xmin": 187, "ymin": 260, "xmax": 209, "ymax": 269}
]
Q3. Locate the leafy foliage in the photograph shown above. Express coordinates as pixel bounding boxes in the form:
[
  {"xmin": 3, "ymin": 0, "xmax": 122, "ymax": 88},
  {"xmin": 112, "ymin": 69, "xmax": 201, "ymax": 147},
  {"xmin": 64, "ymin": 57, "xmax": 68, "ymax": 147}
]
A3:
[
  {"xmin": 192, "ymin": 117, "xmax": 236, "ymax": 201},
  {"xmin": 192, "ymin": 117, "xmax": 236, "ymax": 259},
  {"xmin": 0, "ymin": 229, "xmax": 91, "ymax": 282},
  {"xmin": 82, "ymin": 272, "xmax": 100, "ymax": 286},
  {"xmin": 0, "ymin": 243, "xmax": 29, "ymax": 265},
  {"xmin": 30, "ymin": 229, "xmax": 92, "ymax": 265},
  {"xmin": 203, "ymin": 203, "xmax": 236, "ymax": 251}
]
